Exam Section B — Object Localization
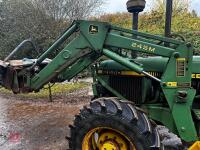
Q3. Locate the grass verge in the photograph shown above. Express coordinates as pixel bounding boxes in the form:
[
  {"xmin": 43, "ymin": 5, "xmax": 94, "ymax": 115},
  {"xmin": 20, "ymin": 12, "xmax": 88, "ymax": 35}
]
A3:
[{"xmin": 0, "ymin": 82, "xmax": 89, "ymax": 99}]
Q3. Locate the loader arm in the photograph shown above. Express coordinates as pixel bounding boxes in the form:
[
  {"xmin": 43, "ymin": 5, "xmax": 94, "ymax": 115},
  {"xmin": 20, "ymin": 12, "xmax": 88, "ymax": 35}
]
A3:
[{"xmin": 30, "ymin": 20, "xmax": 179, "ymax": 91}]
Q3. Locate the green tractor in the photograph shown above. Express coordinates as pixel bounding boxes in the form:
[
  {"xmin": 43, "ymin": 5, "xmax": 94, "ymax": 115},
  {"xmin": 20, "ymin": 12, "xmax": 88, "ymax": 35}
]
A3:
[{"xmin": 0, "ymin": 0, "xmax": 200, "ymax": 149}]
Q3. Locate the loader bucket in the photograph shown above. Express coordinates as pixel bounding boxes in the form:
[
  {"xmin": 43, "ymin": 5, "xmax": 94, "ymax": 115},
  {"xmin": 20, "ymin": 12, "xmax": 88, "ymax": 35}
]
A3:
[
  {"xmin": 0, "ymin": 58, "xmax": 51, "ymax": 93},
  {"xmin": 189, "ymin": 141, "xmax": 200, "ymax": 150}
]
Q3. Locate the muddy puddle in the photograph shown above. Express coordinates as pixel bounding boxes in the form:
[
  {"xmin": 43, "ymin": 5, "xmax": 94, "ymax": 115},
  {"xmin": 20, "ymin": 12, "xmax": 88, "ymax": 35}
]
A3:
[{"xmin": 0, "ymin": 89, "xmax": 91, "ymax": 150}]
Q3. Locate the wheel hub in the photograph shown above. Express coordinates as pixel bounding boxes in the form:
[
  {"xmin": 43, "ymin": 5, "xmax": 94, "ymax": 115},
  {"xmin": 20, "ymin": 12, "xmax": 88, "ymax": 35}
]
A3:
[
  {"xmin": 82, "ymin": 127, "xmax": 136, "ymax": 150},
  {"xmin": 101, "ymin": 141, "xmax": 118, "ymax": 150},
  {"xmin": 98, "ymin": 131, "xmax": 128, "ymax": 150}
]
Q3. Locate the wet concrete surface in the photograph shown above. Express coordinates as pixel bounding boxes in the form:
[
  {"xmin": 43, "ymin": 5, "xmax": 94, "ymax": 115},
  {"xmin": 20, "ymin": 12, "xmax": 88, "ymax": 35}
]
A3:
[{"xmin": 0, "ymin": 89, "xmax": 91, "ymax": 150}]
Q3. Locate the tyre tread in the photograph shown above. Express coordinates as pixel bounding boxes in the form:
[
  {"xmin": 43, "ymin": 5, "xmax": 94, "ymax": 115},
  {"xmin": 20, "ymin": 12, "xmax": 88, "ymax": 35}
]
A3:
[{"xmin": 68, "ymin": 98, "xmax": 160, "ymax": 150}]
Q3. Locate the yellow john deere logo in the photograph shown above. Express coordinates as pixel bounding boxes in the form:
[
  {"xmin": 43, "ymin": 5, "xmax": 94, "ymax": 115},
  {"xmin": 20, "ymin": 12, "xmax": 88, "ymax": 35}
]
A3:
[{"xmin": 89, "ymin": 25, "xmax": 98, "ymax": 34}]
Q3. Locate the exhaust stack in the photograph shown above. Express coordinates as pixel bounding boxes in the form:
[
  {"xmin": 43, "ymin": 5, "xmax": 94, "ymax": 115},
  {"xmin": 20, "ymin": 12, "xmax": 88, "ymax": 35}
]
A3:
[
  {"xmin": 126, "ymin": 0, "xmax": 146, "ymax": 58},
  {"xmin": 165, "ymin": 0, "xmax": 173, "ymax": 37}
]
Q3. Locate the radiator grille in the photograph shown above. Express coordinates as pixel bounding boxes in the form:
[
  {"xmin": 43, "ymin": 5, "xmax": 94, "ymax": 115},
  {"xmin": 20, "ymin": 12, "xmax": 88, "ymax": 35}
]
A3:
[
  {"xmin": 109, "ymin": 75, "xmax": 142, "ymax": 104},
  {"xmin": 176, "ymin": 58, "xmax": 185, "ymax": 77}
]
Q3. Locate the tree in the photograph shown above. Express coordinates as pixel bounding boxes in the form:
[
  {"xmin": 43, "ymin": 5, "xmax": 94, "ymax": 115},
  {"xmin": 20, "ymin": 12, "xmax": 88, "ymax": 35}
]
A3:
[
  {"xmin": 96, "ymin": 11, "xmax": 200, "ymax": 53},
  {"xmin": 151, "ymin": 0, "xmax": 190, "ymax": 14},
  {"xmin": 33, "ymin": 0, "xmax": 103, "ymax": 22},
  {"xmin": 192, "ymin": 10, "xmax": 198, "ymax": 18},
  {"xmin": 0, "ymin": 0, "xmax": 56, "ymax": 58},
  {"xmin": 0, "ymin": 0, "xmax": 104, "ymax": 59}
]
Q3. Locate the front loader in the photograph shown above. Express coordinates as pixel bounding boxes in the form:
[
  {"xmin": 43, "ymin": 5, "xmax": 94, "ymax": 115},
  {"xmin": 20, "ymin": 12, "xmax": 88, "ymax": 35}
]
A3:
[{"xmin": 0, "ymin": 18, "xmax": 199, "ymax": 150}]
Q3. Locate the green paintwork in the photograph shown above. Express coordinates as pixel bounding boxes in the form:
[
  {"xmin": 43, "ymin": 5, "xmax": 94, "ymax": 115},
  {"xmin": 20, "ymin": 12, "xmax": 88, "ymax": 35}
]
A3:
[
  {"xmin": 99, "ymin": 56, "xmax": 200, "ymax": 73},
  {"xmin": 1, "ymin": 20, "xmax": 199, "ymax": 143},
  {"xmin": 102, "ymin": 49, "xmax": 144, "ymax": 73},
  {"xmin": 142, "ymin": 105, "xmax": 178, "ymax": 134}
]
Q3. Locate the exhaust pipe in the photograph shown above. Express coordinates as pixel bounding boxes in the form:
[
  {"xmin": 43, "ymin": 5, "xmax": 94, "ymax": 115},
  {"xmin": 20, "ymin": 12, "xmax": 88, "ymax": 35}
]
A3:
[
  {"xmin": 165, "ymin": 0, "xmax": 173, "ymax": 38},
  {"xmin": 126, "ymin": 0, "xmax": 146, "ymax": 58}
]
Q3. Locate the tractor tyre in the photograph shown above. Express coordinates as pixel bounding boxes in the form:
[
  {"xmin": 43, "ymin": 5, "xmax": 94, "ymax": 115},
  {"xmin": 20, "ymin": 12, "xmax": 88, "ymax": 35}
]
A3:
[{"xmin": 68, "ymin": 97, "xmax": 161, "ymax": 150}]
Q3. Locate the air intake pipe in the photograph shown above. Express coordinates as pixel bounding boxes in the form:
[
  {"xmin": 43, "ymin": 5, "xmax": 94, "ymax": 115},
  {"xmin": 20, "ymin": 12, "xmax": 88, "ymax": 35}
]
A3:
[
  {"xmin": 165, "ymin": 0, "xmax": 173, "ymax": 38},
  {"xmin": 126, "ymin": 0, "xmax": 146, "ymax": 58}
]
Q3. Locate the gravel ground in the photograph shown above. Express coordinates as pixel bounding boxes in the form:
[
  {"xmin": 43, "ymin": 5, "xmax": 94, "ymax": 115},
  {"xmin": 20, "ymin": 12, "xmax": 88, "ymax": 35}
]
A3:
[{"xmin": 0, "ymin": 87, "xmax": 91, "ymax": 150}]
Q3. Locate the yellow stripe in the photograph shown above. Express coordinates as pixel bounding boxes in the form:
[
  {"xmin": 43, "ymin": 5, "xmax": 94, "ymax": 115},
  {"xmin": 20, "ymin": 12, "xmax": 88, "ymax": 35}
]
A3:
[
  {"xmin": 166, "ymin": 82, "xmax": 177, "ymax": 87},
  {"xmin": 98, "ymin": 71, "xmax": 200, "ymax": 79},
  {"xmin": 121, "ymin": 71, "xmax": 144, "ymax": 76},
  {"xmin": 97, "ymin": 70, "xmax": 163, "ymax": 77},
  {"xmin": 192, "ymin": 74, "xmax": 196, "ymax": 78},
  {"xmin": 177, "ymin": 58, "xmax": 186, "ymax": 61},
  {"xmin": 196, "ymin": 74, "xmax": 200, "ymax": 79}
]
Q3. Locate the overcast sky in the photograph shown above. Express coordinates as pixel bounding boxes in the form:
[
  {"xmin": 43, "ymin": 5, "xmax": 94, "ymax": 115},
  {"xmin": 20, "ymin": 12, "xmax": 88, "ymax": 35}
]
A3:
[{"xmin": 103, "ymin": 0, "xmax": 200, "ymax": 15}]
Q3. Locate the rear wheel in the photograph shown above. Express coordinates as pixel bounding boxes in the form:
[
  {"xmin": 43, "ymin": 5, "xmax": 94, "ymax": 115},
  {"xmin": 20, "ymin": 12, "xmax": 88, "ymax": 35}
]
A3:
[{"xmin": 68, "ymin": 97, "xmax": 160, "ymax": 150}]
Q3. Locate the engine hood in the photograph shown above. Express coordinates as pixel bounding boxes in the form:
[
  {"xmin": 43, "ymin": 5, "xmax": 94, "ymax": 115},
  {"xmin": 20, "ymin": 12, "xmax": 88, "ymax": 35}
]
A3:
[{"xmin": 99, "ymin": 56, "xmax": 200, "ymax": 73}]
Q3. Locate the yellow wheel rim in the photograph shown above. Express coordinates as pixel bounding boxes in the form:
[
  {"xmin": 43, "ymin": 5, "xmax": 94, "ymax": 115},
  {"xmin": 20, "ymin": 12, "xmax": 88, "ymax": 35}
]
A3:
[{"xmin": 82, "ymin": 127, "xmax": 136, "ymax": 150}]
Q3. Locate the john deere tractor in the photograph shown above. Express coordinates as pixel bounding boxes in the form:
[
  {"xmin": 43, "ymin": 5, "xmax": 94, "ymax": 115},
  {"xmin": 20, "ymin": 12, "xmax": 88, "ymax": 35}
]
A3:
[{"xmin": 0, "ymin": 0, "xmax": 199, "ymax": 149}]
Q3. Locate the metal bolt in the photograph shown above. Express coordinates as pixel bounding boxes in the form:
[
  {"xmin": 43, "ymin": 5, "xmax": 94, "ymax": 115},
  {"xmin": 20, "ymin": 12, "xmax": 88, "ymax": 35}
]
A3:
[
  {"xmin": 181, "ymin": 127, "xmax": 185, "ymax": 132},
  {"xmin": 173, "ymin": 52, "xmax": 180, "ymax": 58}
]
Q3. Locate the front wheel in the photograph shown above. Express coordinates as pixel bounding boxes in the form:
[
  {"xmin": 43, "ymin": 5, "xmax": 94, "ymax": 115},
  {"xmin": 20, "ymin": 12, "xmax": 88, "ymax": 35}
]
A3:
[{"xmin": 68, "ymin": 98, "xmax": 160, "ymax": 150}]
